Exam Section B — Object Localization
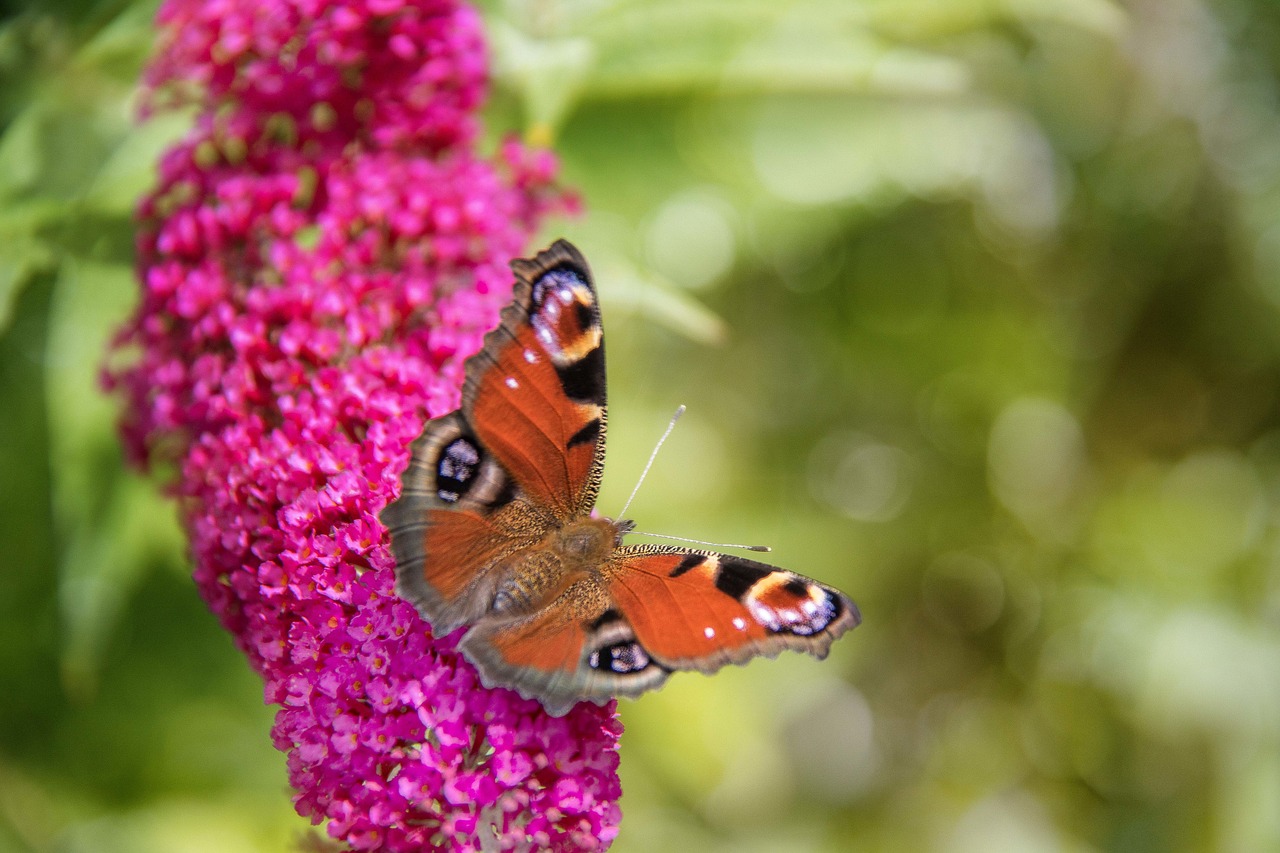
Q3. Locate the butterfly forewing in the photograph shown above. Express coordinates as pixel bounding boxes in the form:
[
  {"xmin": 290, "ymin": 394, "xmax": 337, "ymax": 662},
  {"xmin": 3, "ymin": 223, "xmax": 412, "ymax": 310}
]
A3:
[
  {"xmin": 462, "ymin": 240, "xmax": 608, "ymax": 521},
  {"xmin": 605, "ymin": 548, "xmax": 859, "ymax": 669}
]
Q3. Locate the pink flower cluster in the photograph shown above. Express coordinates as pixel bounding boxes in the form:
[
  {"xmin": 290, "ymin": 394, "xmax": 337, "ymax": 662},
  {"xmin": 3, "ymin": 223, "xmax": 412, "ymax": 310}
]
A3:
[{"xmin": 109, "ymin": 1, "xmax": 620, "ymax": 850}]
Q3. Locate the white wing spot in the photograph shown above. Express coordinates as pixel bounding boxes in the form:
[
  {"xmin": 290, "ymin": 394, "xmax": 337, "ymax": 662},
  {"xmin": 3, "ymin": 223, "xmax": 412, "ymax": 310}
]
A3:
[
  {"xmin": 523, "ymin": 349, "xmax": 537, "ymax": 363},
  {"xmin": 704, "ymin": 627, "xmax": 715, "ymax": 639},
  {"xmin": 748, "ymin": 600, "xmax": 782, "ymax": 632},
  {"xmin": 732, "ymin": 617, "xmax": 746, "ymax": 631},
  {"xmin": 557, "ymin": 287, "xmax": 575, "ymax": 305},
  {"xmin": 505, "ymin": 377, "xmax": 519, "ymax": 389}
]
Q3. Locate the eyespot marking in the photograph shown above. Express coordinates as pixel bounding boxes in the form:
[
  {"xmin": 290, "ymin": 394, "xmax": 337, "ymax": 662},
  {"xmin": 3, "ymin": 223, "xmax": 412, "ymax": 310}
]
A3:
[
  {"xmin": 436, "ymin": 436, "xmax": 482, "ymax": 502},
  {"xmin": 746, "ymin": 585, "xmax": 839, "ymax": 636},
  {"xmin": 589, "ymin": 641, "xmax": 651, "ymax": 674}
]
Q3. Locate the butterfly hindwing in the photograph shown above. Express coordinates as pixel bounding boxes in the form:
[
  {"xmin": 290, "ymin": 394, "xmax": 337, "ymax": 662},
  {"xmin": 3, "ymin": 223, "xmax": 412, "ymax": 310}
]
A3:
[{"xmin": 459, "ymin": 574, "xmax": 670, "ymax": 717}]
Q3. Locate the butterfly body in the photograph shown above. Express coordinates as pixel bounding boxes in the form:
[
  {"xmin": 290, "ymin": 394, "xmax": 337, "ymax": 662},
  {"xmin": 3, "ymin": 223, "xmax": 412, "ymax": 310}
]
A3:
[
  {"xmin": 487, "ymin": 516, "xmax": 621, "ymax": 619},
  {"xmin": 382, "ymin": 241, "xmax": 859, "ymax": 716}
]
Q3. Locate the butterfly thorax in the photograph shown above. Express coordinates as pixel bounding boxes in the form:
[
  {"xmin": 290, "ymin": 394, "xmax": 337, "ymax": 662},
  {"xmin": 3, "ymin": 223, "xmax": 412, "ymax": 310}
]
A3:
[
  {"xmin": 489, "ymin": 516, "xmax": 626, "ymax": 617},
  {"xmin": 555, "ymin": 516, "xmax": 626, "ymax": 561}
]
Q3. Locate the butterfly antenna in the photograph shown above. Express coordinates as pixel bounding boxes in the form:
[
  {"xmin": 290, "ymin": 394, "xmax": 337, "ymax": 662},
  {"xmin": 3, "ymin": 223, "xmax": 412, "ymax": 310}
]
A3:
[
  {"xmin": 617, "ymin": 407, "xmax": 772, "ymax": 553},
  {"xmin": 627, "ymin": 530, "xmax": 772, "ymax": 553},
  {"xmin": 618, "ymin": 405, "xmax": 686, "ymax": 519}
]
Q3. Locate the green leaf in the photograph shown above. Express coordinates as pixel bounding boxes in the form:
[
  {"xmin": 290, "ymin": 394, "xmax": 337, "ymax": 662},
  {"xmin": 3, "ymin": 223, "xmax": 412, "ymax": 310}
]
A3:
[
  {"xmin": 592, "ymin": 249, "xmax": 728, "ymax": 345},
  {"xmin": 0, "ymin": 104, "xmax": 46, "ymax": 200},
  {"xmin": 489, "ymin": 21, "xmax": 597, "ymax": 137},
  {"xmin": 57, "ymin": 474, "xmax": 185, "ymax": 701},
  {"xmin": 0, "ymin": 220, "xmax": 54, "ymax": 334},
  {"xmin": 46, "ymin": 259, "xmax": 184, "ymax": 697},
  {"xmin": 82, "ymin": 109, "xmax": 191, "ymax": 216}
]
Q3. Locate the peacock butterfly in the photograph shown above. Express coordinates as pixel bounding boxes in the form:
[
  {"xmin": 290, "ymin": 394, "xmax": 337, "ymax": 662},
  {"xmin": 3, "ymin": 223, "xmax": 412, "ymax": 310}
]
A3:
[{"xmin": 380, "ymin": 240, "xmax": 860, "ymax": 716}]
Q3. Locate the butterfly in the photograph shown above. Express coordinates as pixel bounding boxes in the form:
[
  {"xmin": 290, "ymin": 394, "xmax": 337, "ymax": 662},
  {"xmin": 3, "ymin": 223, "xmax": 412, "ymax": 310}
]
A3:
[{"xmin": 380, "ymin": 240, "xmax": 860, "ymax": 716}]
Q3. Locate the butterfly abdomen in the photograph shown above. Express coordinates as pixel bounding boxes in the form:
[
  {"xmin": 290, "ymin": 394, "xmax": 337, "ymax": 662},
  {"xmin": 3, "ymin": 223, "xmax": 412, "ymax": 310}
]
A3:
[{"xmin": 491, "ymin": 550, "xmax": 567, "ymax": 616}]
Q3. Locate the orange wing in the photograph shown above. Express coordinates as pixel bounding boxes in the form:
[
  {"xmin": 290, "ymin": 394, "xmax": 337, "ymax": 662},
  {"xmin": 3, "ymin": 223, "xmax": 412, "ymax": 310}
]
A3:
[
  {"xmin": 462, "ymin": 240, "xmax": 607, "ymax": 521},
  {"xmin": 454, "ymin": 547, "xmax": 859, "ymax": 716},
  {"xmin": 459, "ymin": 574, "xmax": 670, "ymax": 716},
  {"xmin": 380, "ymin": 412, "xmax": 543, "ymax": 634},
  {"xmin": 605, "ymin": 547, "xmax": 860, "ymax": 671}
]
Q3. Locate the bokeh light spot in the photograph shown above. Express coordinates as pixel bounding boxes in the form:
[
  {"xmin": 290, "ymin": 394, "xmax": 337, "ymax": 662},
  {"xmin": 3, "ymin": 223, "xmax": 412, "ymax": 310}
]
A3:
[
  {"xmin": 808, "ymin": 432, "xmax": 915, "ymax": 522},
  {"xmin": 644, "ymin": 189, "xmax": 737, "ymax": 291},
  {"xmin": 988, "ymin": 398, "xmax": 1087, "ymax": 530}
]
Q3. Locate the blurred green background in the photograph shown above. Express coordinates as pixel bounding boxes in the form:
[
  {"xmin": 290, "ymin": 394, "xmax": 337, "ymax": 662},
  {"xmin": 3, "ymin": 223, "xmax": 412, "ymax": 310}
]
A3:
[{"xmin": 4, "ymin": 0, "xmax": 1280, "ymax": 850}]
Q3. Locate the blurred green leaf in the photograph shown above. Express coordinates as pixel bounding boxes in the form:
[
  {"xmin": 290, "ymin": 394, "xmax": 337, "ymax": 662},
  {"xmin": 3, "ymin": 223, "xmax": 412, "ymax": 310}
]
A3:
[
  {"xmin": 0, "ymin": 104, "xmax": 46, "ymax": 198},
  {"xmin": 593, "ymin": 249, "xmax": 728, "ymax": 345},
  {"xmin": 46, "ymin": 260, "xmax": 185, "ymax": 697},
  {"xmin": 0, "ymin": 218, "xmax": 54, "ymax": 333},
  {"xmin": 72, "ymin": 0, "xmax": 160, "ymax": 72},
  {"xmin": 490, "ymin": 21, "xmax": 596, "ymax": 136},
  {"xmin": 0, "ymin": 5, "xmax": 173, "ymax": 332},
  {"xmin": 82, "ymin": 109, "xmax": 189, "ymax": 216}
]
